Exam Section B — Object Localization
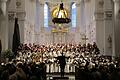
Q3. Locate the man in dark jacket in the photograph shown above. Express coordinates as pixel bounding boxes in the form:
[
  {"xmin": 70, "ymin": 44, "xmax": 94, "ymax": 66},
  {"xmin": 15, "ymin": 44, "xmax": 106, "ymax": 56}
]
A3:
[{"xmin": 57, "ymin": 53, "xmax": 66, "ymax": 77}]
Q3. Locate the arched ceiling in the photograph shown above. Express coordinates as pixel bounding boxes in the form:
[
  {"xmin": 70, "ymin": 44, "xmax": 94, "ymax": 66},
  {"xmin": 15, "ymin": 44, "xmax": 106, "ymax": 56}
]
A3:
[
  {"xmin": 38, "ymin": 0, "xmax": 81, "ymax": 12},
  {"xmin": 39, "ymin": 0, "xmax": 81, "ymax": 5},
  {"xmin": 39, "ymin": 0, "xmax": 81, "ymax": 3},
  {"xmin": 38, "ymin": 0, "xmax": 91, "ymax": 4}
]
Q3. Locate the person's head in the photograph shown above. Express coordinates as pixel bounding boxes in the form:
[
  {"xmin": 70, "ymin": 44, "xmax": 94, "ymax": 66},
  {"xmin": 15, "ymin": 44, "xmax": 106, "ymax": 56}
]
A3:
[{"xmin": 61, "ymin": 52, "xmax": 64, "ymax": 56}]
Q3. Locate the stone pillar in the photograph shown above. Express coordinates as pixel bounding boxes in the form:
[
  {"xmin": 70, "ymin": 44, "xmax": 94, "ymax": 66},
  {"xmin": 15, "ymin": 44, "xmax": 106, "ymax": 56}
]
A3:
[
  {"xmin": 39, "ymin": 3, "xmax": 44, "ymax": 28},
  {"xmin": 76, "ymin": 3, "xmax": 80, "ymax": 29},
  {"xmin": 35, "ymin": 0, "xmax": 40, "ymax": 33},
  {"xmin": 103, "ymin": 0, "xmax": 113, "ymax": 55},
  {"xmin": 80, "ymin": 0, "xmax": 86, "ymax": 34},
  {"xmin": 8, "ymin": 0, "xmax": 25, "ymax": 48},
  {"xmin": 0, "ymin": 0, "xmax": 8, "ymax": 50},
  {"xmin": 39, "ymin": 3, "xmax": 45, "ymax": 44},
  {"xmin": 8, "ymin": 12, "xmax": 15, "ymax": 49},
  {"xmin": 80, "ymin": 0, "xmax": 86, "ymax": 44},
  {"xmin": 95, "ymin": 0, "xmax": 104, "ymax": 54},
  {"xmin": 75, "ymin": 3, "xmax": 80, "ymax": 44},
  {"xmin": 113, "ymin": 0, "xmax": 120, "ymax": 56},
  {"xmin": 16, "ymin": 12, "xmax": 25, "ymax": 44}
]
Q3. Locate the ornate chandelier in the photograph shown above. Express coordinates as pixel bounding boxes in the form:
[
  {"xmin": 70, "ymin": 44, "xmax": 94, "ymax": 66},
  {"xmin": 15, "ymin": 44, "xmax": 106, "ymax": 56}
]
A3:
[{"xmin": 52, "ymin": 3, "xmax": 71, "ymax": 24}]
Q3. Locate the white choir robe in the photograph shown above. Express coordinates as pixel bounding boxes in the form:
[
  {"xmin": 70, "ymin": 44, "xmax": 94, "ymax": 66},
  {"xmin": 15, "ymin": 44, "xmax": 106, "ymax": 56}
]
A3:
[
  {"xmin": 65, "ymin": 63, "xmax": 70, "ymax": 73},
  {"xmin": 58, "ymin": 65, "xmax": 60, "ymax": 72},
  {"xmin": 46, "ymin": 64, "xmax": 49, "ymax": 73},
  {"xmin": 65, "ymin": 51, "xmax": 70, "ymax": 57},
  {"xmin": 70, "ymin": 59, "xmax": 74, "ymax": 72},
  {"xmin": 55, "ymin": 63, "xmax": 58, "ymax": 72},
  {"xmin": 53, "ymin": 62, "xmax": 57, "ymax": 72},
  {"xmin": 50, "ymin": 63, "xmax": 54, "ymax": 73},
  {"xmin": 50, "ymin": 59, "xmax": 54, "ymax": 73},
  {"xmin": 72, "ymin": 65, "xmax": 75, "ymax": 72},
  {"xmin": 70, "ymin": 65, "xmax": 75, "ymax": 72}
]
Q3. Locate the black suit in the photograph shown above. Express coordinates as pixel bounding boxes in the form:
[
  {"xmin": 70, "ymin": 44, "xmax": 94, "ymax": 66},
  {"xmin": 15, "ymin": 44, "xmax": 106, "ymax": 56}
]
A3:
[{"xmin": 57, "ymin": 54, "xmax": 66, "ymax": 77}]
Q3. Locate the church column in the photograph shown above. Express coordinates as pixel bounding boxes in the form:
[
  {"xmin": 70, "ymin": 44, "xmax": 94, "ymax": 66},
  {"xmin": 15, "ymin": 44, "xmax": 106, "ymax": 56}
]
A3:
[
  {"xmin": 0, "ymin": 0, "xmax": 8, "ymax": 50},
  {"xmin": 79, "ymin": 0, "xmax": 86, "ymax": 44},
  {"xmin": 39, "ymin": 2, "xmax": 45, "ymax": 44},
  {"xmin": 113, "ymin": 0, "xmax": 120, "ymax": 56},
  {"xmin": 75, "ymin": 2, "xmax": 80, "ymax": 44},
  {"xmin": 8, "ymin": 0, "xmax": 16, "ymax": 49},
  {"xmin": 103, "ymin": 0, "xmax": 113, "ymax": 55},
  {"xmin": 34, "ymin": 0, "xmax": 41, "ymax": 44},
  {"xmin": 8, "ymin": 0, "xmax": 26, "ymax": 48},
  {"xmin": 80, "ymin": 0, "xmax": 86, "ymax": 34},
  {"xmin": 35, "ymin": 0, "xmax": 40, "ymax": 33},
  {"xmin": 95, "ymin": 0, "xmax": 104, "ymax": 54}
]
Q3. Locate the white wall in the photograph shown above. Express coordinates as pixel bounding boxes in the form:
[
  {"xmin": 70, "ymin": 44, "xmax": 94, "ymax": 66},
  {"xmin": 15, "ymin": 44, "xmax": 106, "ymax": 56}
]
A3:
[{"xmin": 2, "ymin": 0, "xmax": 119, "ymax": 57}]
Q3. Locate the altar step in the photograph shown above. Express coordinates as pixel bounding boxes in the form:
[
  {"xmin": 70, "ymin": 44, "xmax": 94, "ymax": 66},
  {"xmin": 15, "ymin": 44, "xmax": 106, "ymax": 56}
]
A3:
[
  {"xmin": 47, "ymin": 72, "xmax": 75, "ymax": 75},
  {"xmin": 46, "ymin": 73, "xmax": 75, "ymax": 80},
  {"xmin": 53, "ymin": 77, "xmax": 69, "ymax": 80}
]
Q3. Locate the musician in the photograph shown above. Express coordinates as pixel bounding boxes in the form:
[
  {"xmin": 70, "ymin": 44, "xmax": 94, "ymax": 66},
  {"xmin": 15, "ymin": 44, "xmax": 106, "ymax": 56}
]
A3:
[{"xmin": 56, "ymin": 52, "xmax": 68, "ymax": 77}]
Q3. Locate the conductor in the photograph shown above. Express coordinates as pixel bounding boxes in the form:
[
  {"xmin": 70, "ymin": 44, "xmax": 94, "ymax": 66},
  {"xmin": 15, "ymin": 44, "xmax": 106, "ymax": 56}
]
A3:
[{"xmin": 57, "ymin": 52, "xmax": 67, "ymax": 77}]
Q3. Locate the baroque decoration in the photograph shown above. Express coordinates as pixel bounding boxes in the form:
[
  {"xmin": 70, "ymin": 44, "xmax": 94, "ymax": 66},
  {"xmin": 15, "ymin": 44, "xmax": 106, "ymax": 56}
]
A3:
[{"xmin": 52, "ymin": 3, "xmax": 71, "ymax": 24}]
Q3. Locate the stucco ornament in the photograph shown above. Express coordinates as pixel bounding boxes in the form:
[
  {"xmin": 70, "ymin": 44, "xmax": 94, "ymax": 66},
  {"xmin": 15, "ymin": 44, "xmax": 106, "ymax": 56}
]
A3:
[{"xmin": 0, "ymin": 0, "xmax": 8, "ymax": 16}]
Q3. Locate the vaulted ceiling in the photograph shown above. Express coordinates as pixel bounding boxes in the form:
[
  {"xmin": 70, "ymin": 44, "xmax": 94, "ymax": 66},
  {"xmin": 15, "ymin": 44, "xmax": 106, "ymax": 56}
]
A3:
[
  {"xmin": 38, "ymin": 0, "xmax": 81, "ymax": 11},
  {"xmin": 38, "ymin": 0, "xmax": 81, "ymax": 6},
  {"xmin": 39, "ymin": 0, "xmax": 81, "ymax": 3}
]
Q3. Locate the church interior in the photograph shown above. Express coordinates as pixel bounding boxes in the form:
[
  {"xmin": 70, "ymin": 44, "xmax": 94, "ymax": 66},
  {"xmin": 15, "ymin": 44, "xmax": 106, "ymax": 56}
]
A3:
[{"xmin": 0, "ymin": 0, "xmax": 120, "ymax": 80}]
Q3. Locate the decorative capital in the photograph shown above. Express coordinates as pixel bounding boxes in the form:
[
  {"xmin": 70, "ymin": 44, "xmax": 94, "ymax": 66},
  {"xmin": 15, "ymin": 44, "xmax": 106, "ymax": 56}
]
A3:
[
  {"xmin": 16, "ymin": 11, "xmax": 26, "ymax": 21},
  {"xmin": 8, "ymin": 11, "xmax": 15, "ymax": 21},
  {"xmin": 104, "ymin": 10, "xmax": 113, "ymax": 20},
  {"xmin": 94, "ymin": 12, "xmax": 104, "ymax": 21}
]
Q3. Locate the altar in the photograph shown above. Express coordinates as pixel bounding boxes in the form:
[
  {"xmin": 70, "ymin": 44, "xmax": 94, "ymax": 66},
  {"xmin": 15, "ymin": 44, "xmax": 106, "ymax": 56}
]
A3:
[{"xmin": 51, "ymin": 27, "xmax": 68, "ymax": 44}]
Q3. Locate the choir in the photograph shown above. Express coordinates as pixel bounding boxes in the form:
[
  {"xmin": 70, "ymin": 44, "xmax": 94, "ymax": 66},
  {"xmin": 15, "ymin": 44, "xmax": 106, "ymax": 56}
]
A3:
[
  {"xmin": 14, "ymin": 42, "xmax": 102, "ymax": 73},
  {"xmin": 0, "ymin": 42, "xmax": 120, "ymax": 80}
]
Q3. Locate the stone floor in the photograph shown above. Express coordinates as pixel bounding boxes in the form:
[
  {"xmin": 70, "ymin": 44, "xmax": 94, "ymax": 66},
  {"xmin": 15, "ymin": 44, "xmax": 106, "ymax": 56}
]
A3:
[{"xmin": 46, "ymin": 73, "xmax": 75, "ymax": 80}]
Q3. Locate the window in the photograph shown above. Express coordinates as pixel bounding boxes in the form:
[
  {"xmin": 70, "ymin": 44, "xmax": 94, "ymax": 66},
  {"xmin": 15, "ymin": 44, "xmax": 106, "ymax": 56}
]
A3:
[
  {"xmin": 44, "ymin": 3, "xmax": 48, "ymax": 27},
  {"xmin": 72, "ymin": 3, "xmax": 76, "ymax": 27}
]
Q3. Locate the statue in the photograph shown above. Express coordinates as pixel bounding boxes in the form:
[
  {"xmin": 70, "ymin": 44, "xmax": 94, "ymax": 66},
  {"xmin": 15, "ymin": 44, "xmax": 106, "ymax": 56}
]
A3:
[
  {"xmin": 107, "ymin": 35, "xmax": 112, "ymax": 48},
  {"xmin": 0, "ymin": 0, "xmax": 8, "ymax": 16}
]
